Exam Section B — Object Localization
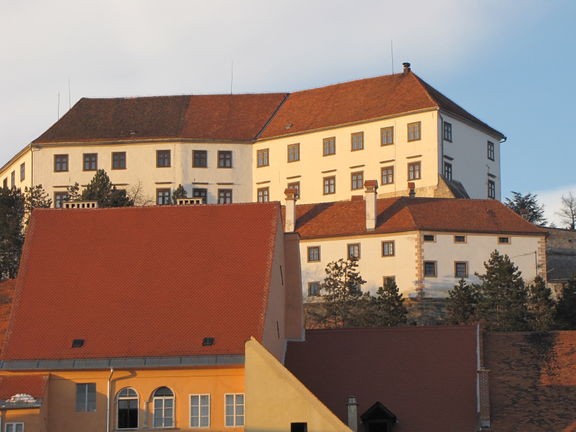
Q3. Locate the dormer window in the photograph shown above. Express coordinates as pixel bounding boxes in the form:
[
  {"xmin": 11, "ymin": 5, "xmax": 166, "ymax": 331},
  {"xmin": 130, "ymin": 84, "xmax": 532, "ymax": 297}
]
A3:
[{"xmin": 360, "ymin": 401, "xmax": 397, "ymax": 432}]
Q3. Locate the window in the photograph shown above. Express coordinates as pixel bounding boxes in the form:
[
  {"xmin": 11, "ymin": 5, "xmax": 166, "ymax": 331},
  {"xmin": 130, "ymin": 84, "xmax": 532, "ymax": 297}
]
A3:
[
  {"xmin": 117, "ymin": 388, "xmax": 138, "ymax": 429},
  {"xmin": 488, "ymin": 180, "xmax": 496, "ymax": 199},
  {"xmin": 351, "ymin": 171, "xmax": 364, "ymax": 190},
  {"xmin": 54, "ymin": 154, "xmax": 69, "ymax": 172},
  {"xmin": 54, "ymin": 192, "xmax": 69, "ymax": 208},
  {"xmin": 76, "ymin": 383, "xmax": 96, "ymax": 412},
  {"xmin": 307, "ymin": 246, "xmax": 320, "ymax": 262},
  {"xmin": 383, "ymin": 276, "xmax": 396, "ymax": 286},
  {"xmin": 423, "ymin": 234, "xmax": 435, "ymax": 242},
  {"xmin": 323, "ymin": 176, "xmax": 335, "ymax": 195},
  {"xmin": 225, "ymin": 393, "xmax": 244, "ymax": 427},
  {"xmin": 153, "ymin": 387, "xmax": 174, "ymax": 428},
  {"xmin": 190, "ymin": 394, "xmax": 210, "ymax": 428},
  {"xmin": 455, "ymin": 262, "xmax": 468, "ymax": 278},
  {"xmin": 487, "ymin": 141, "xmax": 495, "ymax": 161},
  {"xmin": 2, "ymin": 178, "xmax": 7, "ymax": 189},
  {"xmin": 291, "ymin": 423, "xmax": 308, "ymax": 432},
  {"xmin": 454, "ymin": 235, "xmax": 466, "ymax": 243},
  {"xmin": 424, "ymin": 261, "xmax": 437, "ymax": 277},
  {"xmin": 408, "ymin": 162, "xmax": 421, "ymax": 180},
  {"xmin": 407, "ymin": 122, "xmax": 421, "ymax": 141},
  {"xmin": 347, "ymin": 243, "xmax": 361, "ymax": 260},
  {"xmin": 381, "ymin": 126, "xmax": 394, "ymax": 146},
  {"xmin": 498, "ymin": 236, "xmax": 510, "ymax": 244},
  {"xmin": 308, "ymin": 282, "xmax": 321, "ymax": 297},
  {"xmin": 112, "ymin": 152, "xmax": 126, "ymax": 170},
  {"xmin": 156, "ymin": 150, "xmax": 171, "ymax": 167},
  {"xmin": 20, "ymin": 163, "xmax": 25, "ymax": 181},
  {"xmin": 351, "ymin": 132, "xmax": 364, "ymax": 151},
  {"xmin": 257, "ymin": 149, "xmax": 269, "ymax": 167},
  {"xmin": 287, "ymin": 143, "xmax": 300, "ymax": 162},
  {"xmin": 5, "ymin": 424, "xmax": 24, "ymax": 432},
  {"xmin": 381, "ymin": 166, "xmax": 394, "ymax": 185},
  {"xmin": 193, "ymin": 150, "xmax": 208, "ymax": 168},
  {"xmin": 443, "ymin": 122, "xmax": 452, "ymax": 142},
  {"xmin": 83, "ymin": 153, "xmax": 98, "ymax": 171},
  {"xmin": 218, "ymin": 189, "xmax": 233, "ymax": 204},
  {"xmin": 156, "ymin": 189, "xmax": 171, "ymax": 205},
  {"xmin": 382, "ymin": 241, "xmax": 395, "ymax": 257},
  {"xmin": 287, "ymin": 181, "xmax": 300, "ymax": 199},
  {"xmin": 444, "ymin": 162, "xmax": 452, "ymax": 180},
  {"xmin": 10, "ymin": 171, "xmax": 15, "ymax": 188},
  {"xmin": 193, "ymin": 188, "xmax": 208, "ymax": 204},
  {"xmin": 323, "ymin": 137, "xmax": 336, "ymax": 156},
  {"xmin": 257, "ymin": 187, "xmax": 269, "ymax": 203},
  {"xmin": 218, "ymin": 151, "xmax": 233, "ymax": 168}
]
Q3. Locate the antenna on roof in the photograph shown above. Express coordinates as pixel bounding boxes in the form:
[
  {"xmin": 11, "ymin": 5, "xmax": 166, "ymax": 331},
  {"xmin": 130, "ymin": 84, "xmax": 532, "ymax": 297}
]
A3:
[
  {"xmin": 57, "ymin": 91, "xmax": 60, "ymax": 120},
  {"xmin": 68, "ymin": 77, "xmax": 71, "ymax": 110},
  {"xmin": 230, "ymin": 60, "xmax": 234, "ymax": 94},
  {"xmin": 390, "ymin": 40, "xmax": 395, "ymax": 74}
]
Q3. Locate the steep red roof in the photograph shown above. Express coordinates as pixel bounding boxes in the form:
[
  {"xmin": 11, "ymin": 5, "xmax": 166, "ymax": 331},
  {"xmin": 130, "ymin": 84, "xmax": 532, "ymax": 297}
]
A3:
[
  {"xmin": 0, "ymin": 375, "xmax": 48, "ymax": 399},
  {"xmin": 285, "ymin": 326, "xmax": 478, "ymax": 432},
  {"xmin": 292, "ymin": 197, "xmax": 547, "ymax": 239},
  {"xmin": 0, "ymin": 280, "xmax": 16, "ymax": 349},
  {"xmin": 3, "ymin": 203, "xmax": 281, "ymax": 360}
]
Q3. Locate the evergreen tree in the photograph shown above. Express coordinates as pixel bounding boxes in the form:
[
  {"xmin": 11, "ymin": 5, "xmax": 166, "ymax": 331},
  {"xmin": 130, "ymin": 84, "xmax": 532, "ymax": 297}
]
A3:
[
  {"xmin": 505, "ymin": 191, "xmax": 546, "ymax": 225},
  {"xmin": 23, "ymin": 185, "xmax": 52, "ymax": 225},
  {"xmin": 368, "ymin": 278, "xmax": 407, "ymax": 326},
  {"xmin": 447, "ymin": 278, "xmax": 479, "ymax": 325},
  {"xmin": 172, "ymin": 184, "xmax": 187, "ymax": 203},
  {"xmin": 81, "ymin": 170, "xmax": 133, "ymax": 207},
  {"xmin": 526, "ymin": 276, "xmax": 556, "ymax": 331},
  {"xmin": 555, "ymin": 277, "xmax": 576, "ymax": 330},
  {"xmin": 476, "ymin": 250, "xmax": 529, "ymax": 331},
  {"xmin": 0, "ymin": 187, "xmax": 24, "ymax": 280},
  {"xmin": 66, "ymin": 182, "xmax": 81, "ymax": 202}
]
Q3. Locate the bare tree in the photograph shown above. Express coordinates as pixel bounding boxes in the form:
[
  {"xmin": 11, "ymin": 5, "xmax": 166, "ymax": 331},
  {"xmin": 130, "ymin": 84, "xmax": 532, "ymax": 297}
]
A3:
[
  {"xmin": 557, "ymin": 192, "xmax": 576, "ymax": 230},
  {"xmin": 127, "ymin": 180, "xmax": 154, "ymax": 206}
]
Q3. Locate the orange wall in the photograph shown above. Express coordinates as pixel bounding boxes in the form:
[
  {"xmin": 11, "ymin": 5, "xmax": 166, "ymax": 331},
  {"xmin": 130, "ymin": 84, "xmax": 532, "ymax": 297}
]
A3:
[{"xmin": 1, "ymin": 407, "xmax": 46, "ymax": 432}]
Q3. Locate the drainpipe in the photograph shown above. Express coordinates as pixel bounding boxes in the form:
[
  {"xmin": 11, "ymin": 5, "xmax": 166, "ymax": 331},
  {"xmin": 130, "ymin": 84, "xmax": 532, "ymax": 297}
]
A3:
[
  {"xmin": 107, "ymin": 368, "xmax": 114, "ymax": 432},
  {"xmin": 438, "ymin": 111, "xmax": 444, "ymax": 180}
]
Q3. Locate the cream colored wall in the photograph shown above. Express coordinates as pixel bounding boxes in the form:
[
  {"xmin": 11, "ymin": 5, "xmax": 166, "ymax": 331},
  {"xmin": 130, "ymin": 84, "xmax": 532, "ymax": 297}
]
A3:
[
  {"xmin": 254, "ymin": 111, "xmax": 440, "ymax": 204},
  {"xmin": 0, "ymin": 148, "xmax": 33, "ymax": 190},
  {"xmin": 245, "ymin": 338, "xmax": 352, "ymax": 432}
]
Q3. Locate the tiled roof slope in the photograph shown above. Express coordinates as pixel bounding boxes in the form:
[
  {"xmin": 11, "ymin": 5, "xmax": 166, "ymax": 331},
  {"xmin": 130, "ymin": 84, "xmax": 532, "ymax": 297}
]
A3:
[
  {"xmin": 486, "ymin": 331, "xmax": 576, "ymax": 432},
  {"xmin": 285, "ymin": 326, "xmax": 478, "ymax": 432},
  {"xmin": 33, "ymin": 93, "xmax": 288, "ymax": 143},
  {"xmin": 0, "ymin": 280, "xmax": 16, "ymax": 349},
  {"xmin": 261, "ymin": 72, "xmax": 504, "ymax": 139},
  {"xmin": 0, "ymin": 375, "xmax": 48, "ymax": 399},
  {"xmin": 292, "ymin": 197, "xmax": 547, "ymax": 239},
  {"xmin": 2, "ymin": 203, "xmax": 280, "ymax": 360}
]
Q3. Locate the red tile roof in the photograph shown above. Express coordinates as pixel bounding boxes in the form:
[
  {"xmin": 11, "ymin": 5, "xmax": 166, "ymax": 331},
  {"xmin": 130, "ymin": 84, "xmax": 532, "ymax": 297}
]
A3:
[
  {"xmin": 2, "ymin": 203, "xmax": 281, "ymax": 360},
  {"xmin": 0, "ymin": 280, "xmax": 16, "ymax": 349},
  {"xmin": 486, "ymin": 331, "xmax": 576, "ymax": 432},
  {"xmin": 0, "ymin": 375, "xmax": 48, "ymax": 400},
  {"xmin": 291, "ymin": 197, "xmax": 547, "ymax": 239},
  {"xmin": 285, "ymin": 326, "xmax": 478, "ymax": 432}
]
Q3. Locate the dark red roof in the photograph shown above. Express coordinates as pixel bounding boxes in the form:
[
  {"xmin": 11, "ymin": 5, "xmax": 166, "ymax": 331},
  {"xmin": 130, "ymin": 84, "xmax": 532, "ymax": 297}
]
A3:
[
  {"xmin": 291, "ymin": 197, "xmax": 546, "ymax": 239},
  {"xmin": 3, "ymin": 203, "xmax": 281, "ymax": 360},
  {"xmin": 0, "ymin": 280, "xmax": 16, "ymax": 349},
  {"xmin": 0, "ymin": 375, "xmax": 48, "ymax": 399},
  {"xmin": 285, "ymin": 326, "xmax": 478, "ymax": 432}
]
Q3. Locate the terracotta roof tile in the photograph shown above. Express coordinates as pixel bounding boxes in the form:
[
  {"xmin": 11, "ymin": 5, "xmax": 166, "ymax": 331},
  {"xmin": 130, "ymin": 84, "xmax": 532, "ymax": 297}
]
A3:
[
  {"xmin": 3, "ymin": 203, "xmax": 280, "ymax": 360},
  {"xmin": 0, "ymin": 375, "xmax": 48, "ymax": 400},
  {"xmin": 0, "ymin": 280, "xmax": 16, "ymax": 350}
]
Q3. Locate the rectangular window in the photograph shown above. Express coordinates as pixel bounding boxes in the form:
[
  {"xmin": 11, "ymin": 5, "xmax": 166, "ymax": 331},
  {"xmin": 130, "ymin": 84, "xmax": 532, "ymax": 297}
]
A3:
[
  {"xmin": 291, "ymin": 423, "xmax": 308, "ymax": 432},
  {"xmin": 257, "ymin": 187, "xmax": 269, "ymax": 203},
  {"xmin": 190, "ymin": 394, "xmax": 210, "ymax": 428},
  {"xmin": 10, "ymin": 171, "xmax": 15, "ymax": 188},
  {"xmin": 287, "ymin": 181, "xmax": 300, "ymax": 199},
  {"xmin": 443, "ymin": 122, "xmax": 452, "ymax": 142},
  {"xmin": 423, "ymin": 234, "xmax": 435, "ymax": 242},
  {"xmin": 323, "ymin": 176, "xmax": 336, "ymax": 195},
  {"xmin": 5, "ymin": 423, "xmax": 24, "ymax": 432},
  {"xmin": 347, "ymin": 243, "xmax": 361, "ymax": 260},
  {"xmin": 424, "ymin": 261, "xmax": 437, "ymax": 277},
  {"xmin": 76, "ymin": 383, "xmax": 96, "ymax": 412},
  {"xmin": 351, "ymin": 171, "xmax": 364, "ymax": 190},
  {"xmin": 383, "ymin": 276, "xmax": 396, "ymax": 286},
  {"xmin": 193, "ymin": 188, "xmax": 208, "ymax": 204},
  {"xmin": 455, "ymin": 262, "xmax": 468, "ymax": 278},
  {"xmin": 381, "ymin": 166, "xmax": 394, "ymax": 185},
  {"xmin": 488, "ymin": 180, "xmax": 496, "ymax": 199},
  {"xmin": 382, "ymin": 241, "xmax": 395, "ymax": 257},
  {"xmin": 257, "ymin": 149, "xmax": 269, "ymax": 167},
  {"xmin": 83, "ymin": 153, "xmax": 98, "ymax": 171},
  {"xmin": 218, "ymin": 189, "xmax": 233, "ymax": 204},
  {"xmin": 381, "ymin": 126, "xmax": 394, "ymax": 146},
  {"xmin": 156, "ymin": 188, "xmax": 171, "ymax": 205},
  {"xmin": 307, "ymin": 246, "xmax": 320, "ymax": 262},
  {"xmin": 407, "ymin": 122, "xmax": 421, "ymax": 141},
  {"xmin": 287, "ymin": 143, "xmax": 300, "ymax": 162},
  {"xmin": 112, "ymin": 152, "xmax": 126, "ymax": 170},
  {"xmin": 193, "ymin": 150, "xmax": 208, "ymax": 168},
  {"xmin": 408, "ymin": 162, "xmax": 421, "ymax": 180},
  {"xmin": 3, "ymin": 178, "xmax": 7, "ymax": 189},
  {"xmin": 444, "ymin": 162, "xmax": 452, "ymax": 180},
  {"xmin": 20, "ymin": 163, "xmax": 25, "ymax": 181},
  {"xmin": 323, "ymin": 137, "xmax": 336, "ymax": 156},
  {"xmin": 308, "ymin": 282, "xmax": 321, "ymax": 297},
  {"xmin": 498, "ymin": 236, "xmax": 510, "ymax": 244},
  {"xmin": 351, "ymin": 132, "xmax": 364, "ymax": 151},
  {"xmin": 487, "ymin": 141, "xmax": 495, "ymax": 161},
  {"xmin": 156, "ymin": 150, "xmax": 171, "ymax": 167},
  {"xmin": 54, "ymin": 192, "xmax": 69, "ymax": 208},
  {"xmin": 225, "ymin": 393, "xmax": 244, "ymax": 427},
  {"xmin": 218, "ymin": 151, "xmax": 233, "ymax": 168},
  {"xmin": 454, "ymin": 235, "xmax": 466, "ymax": 243},
  {"xmin": 54, "ymin": 154, "xmax": 69, "ymax": 172}
]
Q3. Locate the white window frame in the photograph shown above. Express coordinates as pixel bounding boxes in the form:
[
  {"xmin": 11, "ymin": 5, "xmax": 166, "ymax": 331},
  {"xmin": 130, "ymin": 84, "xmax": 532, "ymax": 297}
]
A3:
[
  {"xmin": 152, "ymin": 387, "xmax": 175, "ymax": 429},
  {"xmin": 5, "ymin": 423, "xmax": 24, "ymax": 432},
  {"xmin": 224, "ymin": 393, "xmax": 244, "ymax": 428},
  {"xmin": 116, "ymin": 387, "xmax": 139, "ymax": 430},
  {"xmin": 190, "ymin": 394, "xmax": 211, "ymax": 428}
]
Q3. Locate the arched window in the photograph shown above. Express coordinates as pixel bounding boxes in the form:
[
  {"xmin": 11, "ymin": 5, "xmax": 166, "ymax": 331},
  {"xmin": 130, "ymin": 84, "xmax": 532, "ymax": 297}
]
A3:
[
  {"xmin": 117, "ymin": 388, "xmax": 139, "ymax": 429},
  {"xmin": 152, "ymin": 387, "xmax": 174, "ymax": 428}
]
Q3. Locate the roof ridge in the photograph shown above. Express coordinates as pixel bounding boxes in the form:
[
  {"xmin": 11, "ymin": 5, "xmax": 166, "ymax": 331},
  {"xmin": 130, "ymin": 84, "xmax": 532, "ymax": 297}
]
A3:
[{"xmin": 255, "ymin": 93, "xmax": 290, "ymax": 139}]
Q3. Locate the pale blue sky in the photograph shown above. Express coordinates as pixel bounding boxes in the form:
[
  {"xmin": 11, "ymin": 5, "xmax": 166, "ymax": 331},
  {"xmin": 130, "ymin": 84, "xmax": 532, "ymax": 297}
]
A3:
[{"xmin": 1, "ymin": 0, "xmax": 574, "ymax": 223}]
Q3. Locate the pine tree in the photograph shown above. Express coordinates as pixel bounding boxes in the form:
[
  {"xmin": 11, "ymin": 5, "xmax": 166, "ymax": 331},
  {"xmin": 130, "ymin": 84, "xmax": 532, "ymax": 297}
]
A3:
[
  {"xmin": 368, "ymin": 278, "xmax": 407, "ymax": 327},
  {"xmin": 172, "ymin": 184, "xmax": 187, "ymax": 203},
  {"xmin": 66, "ymin": 182, "xmax": 81, "ymax": 202},
  {"xmin": 447, "ymin": 279, "xmax": 479, "ymax": 325},
  {"xmin": 23, "ymin": 185, "xmax": 52, "ymax": 225},
  {"xmin": 81, "ymin": 170, "xmax": 133, "ymax": 207},
  {"xmin": 555, "ymin": 277, "xmax": 576, "ymax": 330},
  {"xmin": 505, "ymin": 191, "xmax": 546, "ymax": 225},
  {"xmin": 526, "ymin": 276, "xmax": 556, "ymax": 331},
  {"xmin": 0, "ymin": 187, "xmax": 24, "ymax": 280}
]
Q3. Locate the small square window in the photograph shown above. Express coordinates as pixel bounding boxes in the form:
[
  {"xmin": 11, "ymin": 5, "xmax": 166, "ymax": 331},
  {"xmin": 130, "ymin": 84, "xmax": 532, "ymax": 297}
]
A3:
[
  {"xmin": 408, "ymin": 162, "xmax": 421, "ymax": 180},
  {"xmin": 308, "ymin": 282, "xmax": 321, "ymax": 297},
  {"xmin": 193, "ymin": 150, "xmax": 208, "ymax": 168},
  {"xmin": 287, "ymin": 181, "xmax": 300, "ymax": 200},
  {"xmin": 218, "ymin": 189, "xmax": 233, "ymax": 204},
  {"xmin": 83, "ymin": 153, "xmax": 98, "ymax": 171},
  {"xmin": 382, "ymin": 241, "xmax": 395, "ymax": 257},
  {"xmin": 287, "ymin": 143, "xmax": 300, "ymax": 162},
  {"xmin": 291, "ymin": 423, "xmax": 308, "ymax": 432},
  {"xmin": 498, "ymin": 236, "xmax": 510, "ymax": 244},
  {"xmin": 54, "ymin": 154, "xmax": 69, "ymax": 172},
  {"xmin": 383, "ymin": 276, "xmax": 396, "ymax": 286},
  {"xmin": 381, "ymin": 166, "xmax": 394, "ymax": 185},
  {"xmin": 487, "ymin": 141, "xmax": 495, "ymax": 161},
  {"xmin": 218, "ymin": 151, "xmax": 233, "ymax": 168},
  {"xmin": 19, "ymin": 163, "xmax": 25, "ymax": 181},
  {"xmin": 323, "ymin": 137, "xmax": 336, "ymax": 156},
  {"xmin": 156, "ymin": 150, "xmax": 171, "ymax": 167},
  {"xmin": 112, "ymin": 152, "xmax": 126, "ymax": 170},
  {"xmin": 257, "ymin": 187, "xmax": 269, "ymax": 203},
  {"xmin": 488, "ymin": 179, "xmax": 496, "ymax": 199},
  {"xmin": 443, "ymin": 122, "xmax": 452, "ymax": 142},
  {"xmin": 407, "ymin": 122, "xmax": 421, "ymax": 141},
  {"xmin": 423, "ymin": 234, "xmax": 435, "ymax": 242},
  {"xmin": 257, "ymin": 149, "xmax": 269, "ymax": 167},
  {"xmin": 424, "ymin": 261, "xmax": 437, "ymax": 277},
  {"xmin": 193, "ymin": 188, "xmax": 208, "ymax": 204},
  {"xmin": 444, "ymin": 162, "xmax": 452, "ymax": 180},
  {"xmin": 54, "ymin": 192, "xmax": 69, "ymax": 208},
  {"xmin": 323, "ymin": 176, "xmax": 336, "ymax": 195},
  {"xmin": 156, "ymin": 188, "xmax": 171, "ymax": 205},
  {"xmin": 351, "ymin": 132, "xmax": 364, "ymax": 151},
  {"xmin": 307, "ymin": 246, "xmax": 321, "ymax": 262},
  {"xmin": 454, "ymin": 235, "xmax": 466, "ymax": 243},
  {"xmin": 347, "ymin": 243, "xmax": 361, "ymax": 260},
  {"xmin": 455, "ymin": 262, "xmax": 468, "ymax": 278},
  {"xmin": 381, "ymin": 126, "xmax": 394, "ymax": 146},
  {"xmin": 351, "ymin": 171, "xmax": 364, "ymax": 190}
]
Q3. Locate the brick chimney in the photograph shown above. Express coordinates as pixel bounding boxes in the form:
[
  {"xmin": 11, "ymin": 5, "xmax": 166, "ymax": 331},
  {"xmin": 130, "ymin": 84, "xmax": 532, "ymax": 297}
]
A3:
[
  {"xmin": 284, "ymin": 188, "xmax": 298, "ymax": 232},
  {"xmin": 347, "ymin": 396, "xmax": 358, "ymax": 432},
  {"xmin": 403, "ymin": 62, "xmax": 411, "ymax": 73},
  {"xmin": 364, "ymin": 180, "xmax": 378, "ymax": 231},
  {"xmin": 408, "ymin": 182, "xmax": 416, "ymax": 198}
]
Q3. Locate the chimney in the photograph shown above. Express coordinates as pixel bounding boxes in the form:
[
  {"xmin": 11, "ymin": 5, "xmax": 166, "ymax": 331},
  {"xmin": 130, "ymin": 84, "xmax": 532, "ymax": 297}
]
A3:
[
  {"xmin": 364, "ymin": 180, "xmax": 378, "ymax": 231},
  {"xmin": 403, "ymin": 62, "xmax": 411, "ymax": 73},
  {"xmin": 347, "ymin": 396, "xmax": 358, "ymax": 432},
  {"xmin": 284, "ymin": 188, "xmax": 298, "ymax": 232},
  {"xmin": 408, "ymin": 182, "xmax": 416, "ymax": 198}
]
